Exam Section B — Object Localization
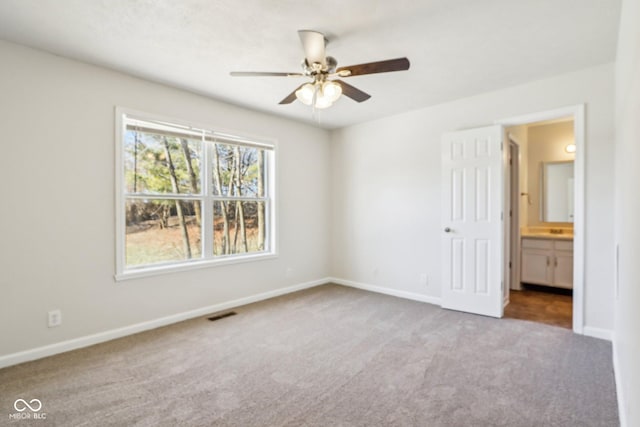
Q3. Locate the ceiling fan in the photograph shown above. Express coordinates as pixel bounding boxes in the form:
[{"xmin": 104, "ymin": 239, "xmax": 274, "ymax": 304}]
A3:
[{"xmin": 230, "ymin": 30, "xmax": 410, "ymax": 109}]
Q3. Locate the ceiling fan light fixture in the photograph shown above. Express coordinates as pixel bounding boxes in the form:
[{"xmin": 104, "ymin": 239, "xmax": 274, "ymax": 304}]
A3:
[
  {"xmin": 295, "ymin": 80, "xmax": 341, "ymax": 109},
  {"xmin": 322, "ymin": 80, "xmax": 342, "ymax": 102},
  {"xmin": 295, "ymin": 83, "xmax": 315, "ymax": 105},
  {"xmin": 314, "ymin": 93, "xmax": 333, "ymax": 109}
]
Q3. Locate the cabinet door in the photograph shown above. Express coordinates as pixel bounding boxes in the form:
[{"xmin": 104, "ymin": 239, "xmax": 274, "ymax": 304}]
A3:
[
  {"xmin": 521, "ymin": 249, "xmax": 552, "ymax": 285},
  {"xmin": 553, "ymin": 250, "xmax": 574, "ymax": 289}
]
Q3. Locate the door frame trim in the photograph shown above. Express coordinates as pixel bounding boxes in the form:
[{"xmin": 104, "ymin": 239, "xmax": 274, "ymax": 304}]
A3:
[
  {"xmin": 495, "ymin": 104, "xmax": 585, "ymax": 334},
  {"xmin": 507, "ymin": 137, "xmax": 521, "ymax": 294}
]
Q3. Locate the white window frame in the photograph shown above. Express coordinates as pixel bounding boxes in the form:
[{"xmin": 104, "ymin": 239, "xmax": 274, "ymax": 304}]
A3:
[{"xmin": 115, "ymin": 107, "xmax": 277, "ymax": 281}]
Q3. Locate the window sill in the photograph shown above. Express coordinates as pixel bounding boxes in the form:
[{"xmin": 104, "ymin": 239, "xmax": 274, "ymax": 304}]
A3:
[{"xmin": 115, "ymin": 252, "xmax": 278, "ymax": 282}]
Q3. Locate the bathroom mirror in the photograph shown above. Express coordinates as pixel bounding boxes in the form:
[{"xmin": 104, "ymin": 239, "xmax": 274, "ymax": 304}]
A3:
[{"xmin": 541, "ymin": 161, "xmax": 574, "ymax": 223}]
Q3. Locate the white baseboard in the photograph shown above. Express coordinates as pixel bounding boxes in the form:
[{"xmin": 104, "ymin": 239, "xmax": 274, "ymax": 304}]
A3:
[
  {"xmin": 329, "ymin": 277, "xmax": 442, "ymax": 306},
  {"xmin": 612, "ymin": 335, "xmax": 627, "ymax": 427},
  {"xmin": 582, "ymin": 326, "xmax": 613, "ymax": 341},
  {"xmin": 0, "ymin": 278, "xmax": 329, "ymax": 369}
]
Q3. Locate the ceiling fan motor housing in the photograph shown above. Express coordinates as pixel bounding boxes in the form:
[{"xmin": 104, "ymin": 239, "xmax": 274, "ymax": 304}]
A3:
[
  {"xmin": 325, "ymin": 56, "xmax": 337, "ymax": 73},
  {"xmin": 302, "ymin": 56, "xmax": 338, "ymax": 75}
]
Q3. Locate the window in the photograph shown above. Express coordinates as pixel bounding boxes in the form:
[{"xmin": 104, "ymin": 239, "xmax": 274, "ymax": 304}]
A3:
[{"xmin": 116, "ymin": 110, "xmax": 275, "ymax": 279}]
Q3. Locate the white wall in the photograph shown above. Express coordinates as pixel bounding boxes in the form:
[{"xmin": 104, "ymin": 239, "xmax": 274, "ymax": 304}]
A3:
[
  {"xmin": 331, "ymin": 63, "xmax": 615, "ymax": 331},
  {"xmin": 614, "ymin": 0, "xmax": 640, "ymax": 424},
  {"xmin": 0, "ymin": 40, "xmax": 331, "ymax": 358}
]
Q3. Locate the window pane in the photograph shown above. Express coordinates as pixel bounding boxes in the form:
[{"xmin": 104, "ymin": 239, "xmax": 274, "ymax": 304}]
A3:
[
  {"xmin": 213, "ymin": 201, "xmax": 265, "ymax": 255},
  {"xmin": 124, "ymin": 130, "xmax": 202, "ymax": 195},
  {"xmin": 126, "ymin": 199, "xmax": 202, "ymax": 267},
  {"xmin": 211, "ymin": 144, "xmax": 264, "ymax": 197}
]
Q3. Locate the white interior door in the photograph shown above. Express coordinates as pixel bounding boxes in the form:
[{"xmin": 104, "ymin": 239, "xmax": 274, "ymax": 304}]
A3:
[{"xmin": 441, "ymin": 125, "xmax": 504, "ymax": 318}]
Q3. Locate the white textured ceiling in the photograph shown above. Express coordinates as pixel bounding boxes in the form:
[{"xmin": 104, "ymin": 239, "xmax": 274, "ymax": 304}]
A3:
[{"xmin": 0, "ymin": 0, "xmax": 621, "ymax": 129}]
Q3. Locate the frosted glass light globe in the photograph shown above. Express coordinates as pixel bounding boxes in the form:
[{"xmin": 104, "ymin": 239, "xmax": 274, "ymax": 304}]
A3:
[
  {"xmin": 295, "ymin": 83, "xmax": 315, "ymax": 105},
  {"xmin": 322, "ymin": 81, "xmax": 342, "ymax": 102}
]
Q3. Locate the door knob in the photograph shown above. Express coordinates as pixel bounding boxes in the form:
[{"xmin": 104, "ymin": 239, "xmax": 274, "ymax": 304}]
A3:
[{"xmin": 444, "ymin": 227, "xmax": 452, "ymax": 233}]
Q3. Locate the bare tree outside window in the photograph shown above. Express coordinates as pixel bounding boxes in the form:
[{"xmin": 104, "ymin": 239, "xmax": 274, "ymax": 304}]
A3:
[
  {"xmin": 119, "ymin": 114, "xmax": 273, "ymax": 273},
  {"xmin": 211, "ymin": 143, "xmax": 266, "ymax": 256}
]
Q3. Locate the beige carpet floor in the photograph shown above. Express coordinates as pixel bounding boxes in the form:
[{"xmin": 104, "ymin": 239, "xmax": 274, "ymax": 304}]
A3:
[{"xmin": 0, "ymin": 284, "xmax": 618, "ymax": 426}]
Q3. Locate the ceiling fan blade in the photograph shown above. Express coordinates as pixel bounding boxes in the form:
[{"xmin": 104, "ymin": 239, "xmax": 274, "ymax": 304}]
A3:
[
  {"xmin": 337, "ymin": 57, "xmax": 410, "ymax": 77},
  {"xmin": 335, "ymin": 80, "xmax": 371, "ymax": 103},
  {"xmin": 298, "ymin": 30, "xmax": 326, "ymax": 67},
  {"xmin": 279, "ymin": 84, "xmax": 306, "ymax": 104},
  {"xmin": 230, "ymin": 71, "xmax": 304, "ymax": 77}
]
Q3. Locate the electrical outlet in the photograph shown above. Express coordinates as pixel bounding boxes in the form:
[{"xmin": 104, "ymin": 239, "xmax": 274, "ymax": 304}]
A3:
[
  {"xmin": 48, "ymin": 310, "xmax": 62, "ymax": 328},
  {"xmin": 419, "ymin": 273, "xmax": 428, "ymax": 286},
  {"xmin": 373, "ymin": 268, "xmax": 379, "ymax": 277},
  {"xmin": 285, "ymin": 267, "xmax": 293, "ymax": 278}
]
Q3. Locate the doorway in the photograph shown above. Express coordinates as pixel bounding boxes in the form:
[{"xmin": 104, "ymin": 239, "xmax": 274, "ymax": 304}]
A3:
[
  {"xmin": 440, "ymin": 105, "xmax": 585, "ymax": 333},
  {"xmin": 497, "ymin": 106, "xmax": 584, "ymax": 333},
  {"xmin": 505, "ymin": 285, "xmax": 572, "ymax": 328}
]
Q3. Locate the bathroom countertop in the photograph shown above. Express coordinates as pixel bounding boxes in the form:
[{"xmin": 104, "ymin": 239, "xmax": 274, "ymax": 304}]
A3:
[{"xmin": 521, "ymin": 233, "xmax": 573, "ymax": 241}]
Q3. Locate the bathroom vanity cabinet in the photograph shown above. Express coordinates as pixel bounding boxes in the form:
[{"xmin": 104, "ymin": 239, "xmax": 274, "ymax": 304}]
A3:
[{"xmin": 521, "ymin": 237, "xmax": 573, "ymax": 289}]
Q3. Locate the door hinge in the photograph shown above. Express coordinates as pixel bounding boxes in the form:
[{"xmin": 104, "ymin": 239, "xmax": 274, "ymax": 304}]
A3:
[
  {"xmin": 501, "ymin": 212, "xmax": 504, "ymax": 220},
  {"xmin": 509, "ymin": 261, "xmax": 512, "ymax": 269}
]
